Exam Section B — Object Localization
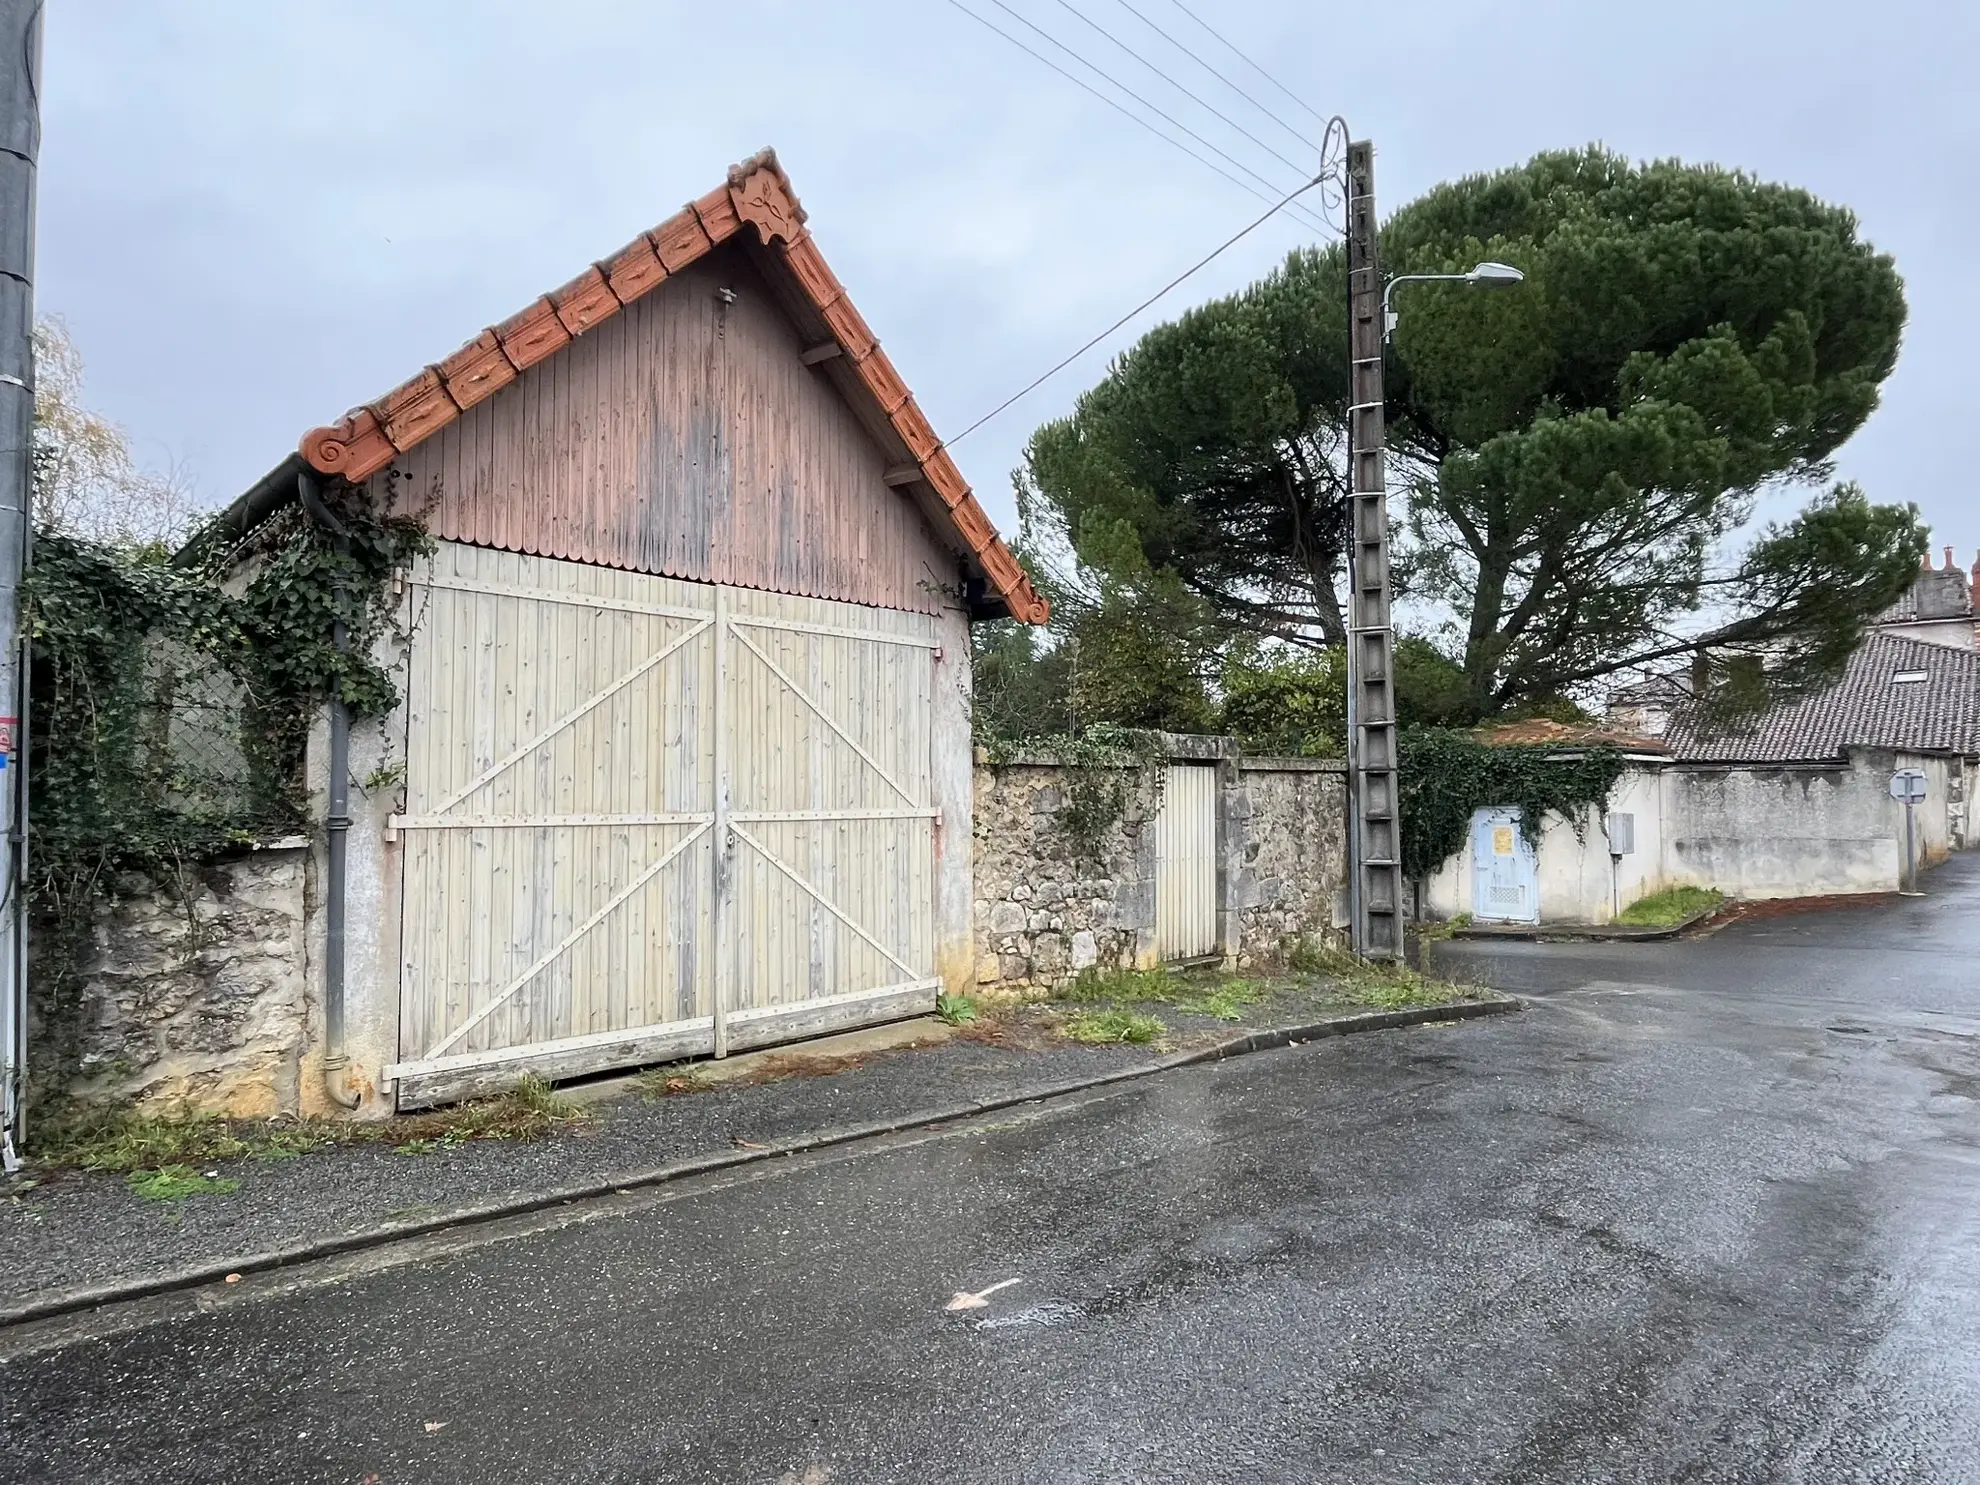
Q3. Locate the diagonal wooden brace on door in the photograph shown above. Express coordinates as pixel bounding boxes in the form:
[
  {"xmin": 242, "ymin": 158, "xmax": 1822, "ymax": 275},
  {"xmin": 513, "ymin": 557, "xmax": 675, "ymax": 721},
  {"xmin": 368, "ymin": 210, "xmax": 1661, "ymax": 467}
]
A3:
[
  {"xmin": 728, "ymin": 624, "xmax": 921, "ymax": 809},
  {"xmin": 421, "ymin": 822, "xmax": 711, "ymax": 1061},
  {"xmin": 729, "ymin": 823, "xmax": 922, "ymax": 982},
  {"xmin": 425, "ymin": 618, "xmax": 711, "ymax": 819}
]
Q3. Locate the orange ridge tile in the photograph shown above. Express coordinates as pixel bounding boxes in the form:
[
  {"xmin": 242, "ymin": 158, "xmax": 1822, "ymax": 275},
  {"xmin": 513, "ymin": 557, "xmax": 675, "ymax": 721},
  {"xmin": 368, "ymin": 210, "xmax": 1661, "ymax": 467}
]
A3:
[
  {"xmin": 438, "ymin": 330, "xmax": 518, "ymax": 412},
  {"xmin": 552, "ymin": 266, "xmax": 619, "ymax": 337},
  {"xmin": 602, "ymin": 234, "xmax": 667, "ymax": 305},
  {"xmin": 891, "ymin": 399, "xmax": 942, "ymax": 464},
  {"xmin": 375, "ymin": 367, "xmax": 459, "ymax": 449},
  {"xmin": 651, "ymin": 206, "xmax": 714, "ymax": 272},
  {"xmin": 496, "ymin": 298, "xmax": 571, "ymax": 372},
  {"xmin": 693, "ymin": 185, "xmax": 742, "ymax": 244}
]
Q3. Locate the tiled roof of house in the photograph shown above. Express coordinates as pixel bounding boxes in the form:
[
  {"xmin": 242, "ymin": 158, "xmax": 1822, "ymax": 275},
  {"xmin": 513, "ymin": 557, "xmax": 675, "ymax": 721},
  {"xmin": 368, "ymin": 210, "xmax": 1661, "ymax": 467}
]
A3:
[
  {"xmin": 289, "ymin": 150, "xmax": 1047, "ymax": 624},
  {"xmin": 1663, "ymin": 632, "xmax": 1980, "ymax": 762},
  {"xmin": 1473, "ymin": 717, "xmax": 1669, "ymax": 753}
]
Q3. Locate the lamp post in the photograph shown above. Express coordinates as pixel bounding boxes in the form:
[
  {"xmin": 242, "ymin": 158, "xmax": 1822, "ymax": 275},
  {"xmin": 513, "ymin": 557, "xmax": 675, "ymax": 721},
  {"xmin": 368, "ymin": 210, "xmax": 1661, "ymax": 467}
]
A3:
[
  {"xmin": 1341, "ymin": 224, "xmax": 1524, "ymax": 959},
  {"xmin": 1383, "ymin": 262, "xmax": 1525, "ymax": 340}
]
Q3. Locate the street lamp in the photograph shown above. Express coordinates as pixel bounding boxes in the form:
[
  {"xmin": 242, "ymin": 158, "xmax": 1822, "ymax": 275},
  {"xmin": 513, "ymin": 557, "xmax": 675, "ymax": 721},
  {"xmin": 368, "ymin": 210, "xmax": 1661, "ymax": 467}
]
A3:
[
  {"xmin": 1340, "ymin": 245, "xmax": 1525, "ymax": 961},
  {"xmin": 1382, "ymin": 261, "xmax": 1524, "ymax": 340}
]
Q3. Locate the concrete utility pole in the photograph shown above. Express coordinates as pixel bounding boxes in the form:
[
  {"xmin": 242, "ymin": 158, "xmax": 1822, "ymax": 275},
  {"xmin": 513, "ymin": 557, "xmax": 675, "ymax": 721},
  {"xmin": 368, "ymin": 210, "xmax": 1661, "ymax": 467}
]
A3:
[
  {"xmin": 1343, "ymin": 140, "xmax": 1402, "ymax": 961},
  {"xmin": 0, "ymin": 0, "xmax": 40, "ymax": 1163}
]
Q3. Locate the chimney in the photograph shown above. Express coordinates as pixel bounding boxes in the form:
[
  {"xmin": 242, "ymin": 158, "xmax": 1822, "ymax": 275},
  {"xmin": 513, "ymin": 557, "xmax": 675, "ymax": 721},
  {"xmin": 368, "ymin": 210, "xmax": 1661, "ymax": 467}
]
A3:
[
  {"xmin": 1971, "ymin": 551, "xmax": 1979, "ymax": 593},
  {"xmin": 1945, "ymin": 546, "xmax": 1957, "ymax": 571}
]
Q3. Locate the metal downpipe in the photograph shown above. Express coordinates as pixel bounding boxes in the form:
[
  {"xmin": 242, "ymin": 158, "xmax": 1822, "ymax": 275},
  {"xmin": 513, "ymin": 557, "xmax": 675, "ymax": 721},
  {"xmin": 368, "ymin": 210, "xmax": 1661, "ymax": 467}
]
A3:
[{"xmin": 300, "ymin": 472, "xmax": 360, "ymax": 1112}]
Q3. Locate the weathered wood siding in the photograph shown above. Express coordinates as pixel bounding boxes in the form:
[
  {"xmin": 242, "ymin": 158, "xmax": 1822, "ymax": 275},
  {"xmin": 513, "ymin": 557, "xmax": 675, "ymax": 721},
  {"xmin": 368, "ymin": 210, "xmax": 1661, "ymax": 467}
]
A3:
[{"xmin": 367, "ymin": 245, "xmax": 956, "ymax": 616}]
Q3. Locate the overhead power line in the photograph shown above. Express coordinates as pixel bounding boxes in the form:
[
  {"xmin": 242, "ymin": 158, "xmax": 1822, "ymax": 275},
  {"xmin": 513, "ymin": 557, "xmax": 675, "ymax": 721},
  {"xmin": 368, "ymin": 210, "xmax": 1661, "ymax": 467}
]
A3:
[
  {"xmin": 1164, "ymin": 0, "xmax": 1330, "ymax": 130},
  {"xmin": 945, "ymin": 0, "xmax": 1316, "ymax": 230},
  {"xmin": 947, "ymin": 171, "xmax": 1330, "ymax": 447},
  {"xmin": 1108, "ymin": 0, "xmax": 1314, "ymax": 157},
  {"xmin": 958, "ymin": 0, "xmax": 1334, "ymax": 239},
  {"xmin": 1050, "ymin": 0, "xmax": 1312, "ymax": 179}
]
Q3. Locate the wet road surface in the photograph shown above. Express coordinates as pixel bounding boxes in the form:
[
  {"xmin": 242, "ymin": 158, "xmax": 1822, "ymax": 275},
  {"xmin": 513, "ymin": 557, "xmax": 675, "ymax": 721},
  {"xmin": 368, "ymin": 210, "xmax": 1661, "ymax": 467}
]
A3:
[{"xmin": 5, "ymin": 859, "xmax": 1979, "ymax": 1482}]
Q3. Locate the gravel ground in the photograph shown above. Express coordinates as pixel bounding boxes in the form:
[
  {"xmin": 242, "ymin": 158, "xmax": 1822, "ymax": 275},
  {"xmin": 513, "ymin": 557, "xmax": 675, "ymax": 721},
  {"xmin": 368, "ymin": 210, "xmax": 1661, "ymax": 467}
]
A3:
[{"xmin": 0, "ymin": 981, "xmax": 1492, "ymax": 1314}]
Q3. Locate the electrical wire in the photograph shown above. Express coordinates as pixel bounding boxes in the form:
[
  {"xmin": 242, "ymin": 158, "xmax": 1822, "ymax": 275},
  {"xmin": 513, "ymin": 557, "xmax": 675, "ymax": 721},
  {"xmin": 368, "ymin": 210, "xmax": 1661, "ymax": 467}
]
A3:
[
  {"xmin": 946, "ymin": 0, "xmax": 1316, "ymax": 232},
  {"xmin": 1051, "ymin": 0, "xmax": 1313, "ymax": 178},
  {"xmin": 946, "ymin": 171, "xmax": 1330, "ymax": 447},
  {"xmin": 1108, "ymin": 0, "xmax": 1313, "ymax": 156},
  {"xmin": 966, "ymin": 0, "xmax": 1335, "ymax": 238},
  {"xmin": 1164, "ymin": 0, "xmax": 1329, "ymax": 129}
]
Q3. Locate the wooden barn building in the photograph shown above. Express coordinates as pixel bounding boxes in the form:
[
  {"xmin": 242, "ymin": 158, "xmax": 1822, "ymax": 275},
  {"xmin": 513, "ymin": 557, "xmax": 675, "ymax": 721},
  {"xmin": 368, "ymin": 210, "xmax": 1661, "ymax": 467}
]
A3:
[{"xmin": 209, "ymin": 150, "xmax": 1047, "ymax": 1110}]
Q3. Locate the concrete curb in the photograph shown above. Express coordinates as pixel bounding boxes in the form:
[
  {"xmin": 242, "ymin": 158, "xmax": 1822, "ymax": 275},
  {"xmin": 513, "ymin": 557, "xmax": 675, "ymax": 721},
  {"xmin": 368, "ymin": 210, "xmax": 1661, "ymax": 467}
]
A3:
[
  {"xmin": 1, "ymin": 996, "xmax": 1521, "ymax": 1333},
  {"xmin": 1452, "ymin": 907, "xmax": 1722, "ymax": 943}
]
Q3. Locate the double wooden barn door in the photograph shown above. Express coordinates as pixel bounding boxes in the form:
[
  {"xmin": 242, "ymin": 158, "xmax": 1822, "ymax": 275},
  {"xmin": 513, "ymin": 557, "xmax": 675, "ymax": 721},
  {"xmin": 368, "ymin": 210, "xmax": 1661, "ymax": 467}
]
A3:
[{"xmin": 386, "ymin": 544, "xmax": 938, "ymax": 1107}]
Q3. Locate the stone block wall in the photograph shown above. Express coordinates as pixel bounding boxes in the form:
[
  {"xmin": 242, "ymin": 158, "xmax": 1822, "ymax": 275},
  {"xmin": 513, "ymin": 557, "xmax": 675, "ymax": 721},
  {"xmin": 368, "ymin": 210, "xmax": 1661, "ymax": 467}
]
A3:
[
  {"xmin": 1223, "ymin": 759, "xmax": 1350, "ymax": 967},
  {"xmin": 32, "ymin": 845, "xmax": 314, "ymax": 1116},
  {"xmin": 971, "ymin": 738, "xmax": 1347, "ymax": 991}
]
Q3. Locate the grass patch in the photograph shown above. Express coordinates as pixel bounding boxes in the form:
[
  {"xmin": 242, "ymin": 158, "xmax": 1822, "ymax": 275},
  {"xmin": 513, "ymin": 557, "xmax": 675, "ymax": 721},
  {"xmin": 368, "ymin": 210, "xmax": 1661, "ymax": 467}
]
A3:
[
  {"xmin": 1617, "ymin": 885, "xmax": 1724, "ymax": 927},
  {"xmin": 935, "ymin": 992, "xmax": 979, "ymax": 1025},
  {"xmin": 1059, "ymin": 1009, "xmax": 1165, "ymax": 1045},
  {"xmin": 637, "ymin": 1064, "xmax": 711, "ymax": 1101},
  {"xmin": 390, "ymin": 1074, "xmax": 583, "ymax": 1146},
  {"xmin": 126, "ymin": 1165, "xmax": 239, "ymax": 1201},
  {"xmin": 1150, "ymin": 976, "xmax": 1272, "ymax": 1023},
  {"xmin": 1414, "ymin": 912, "xmax": 1472, "ymax": 944},
  {"xmin": 33, "ymin": 1073, "xmax": 587, "ymax": 1174},
  {"xmin": 32, "ymin": 1107, "xmax": 333, "ymax": 1174},
  {"xmin": 1056, "ymin": 966, "xmax": 1182, "ymax": 1004},
  {"xmin": 1291, "ymin": 943, "xmax": 1469, "ymax": 1011}
]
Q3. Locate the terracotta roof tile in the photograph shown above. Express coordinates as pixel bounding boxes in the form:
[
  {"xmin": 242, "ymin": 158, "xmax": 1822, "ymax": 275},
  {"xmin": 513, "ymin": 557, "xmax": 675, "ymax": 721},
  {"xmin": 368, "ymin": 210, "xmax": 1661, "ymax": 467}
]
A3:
[
  {"xmin": 855, "ymin": 348, "xmax": 913, "ymax": 415},
  {"xmin": 819, "ymin": 293, "xmax": 878, "ymax": 363},
  {"xmin": 436, "ymin": 330, "xmax": 517, "ymax": 412},
  {"xmin": 892, "ymin": 399, "xmax": 942, "ymax": 464},
  {"xmin": 1473, "ymin": 718, "xmax": 1668, "ymax": 753},
  {"xmin": 650, "ymin": 206, "xmax": 714, "ymax": 271},
  {"xmin": 601, "ymin": 234, "xmax": 666, "ymax": 304},
  {"xmin": 494, "ymin": 297, "xmax": 570, "ymax": 372},
  {"xmin": 374, "ymin": 367, "xmax": 456, "ymax": 449},
  {"xmin": 691, "ymin": 184, "xmax": 743, "ymax": 244},
  {"xmin": 550, "ymin": 265, "xmax": 619, "ymax": 337},
  {"xmin": 294, "ymin": 148, "xmax": 1045, "ymax": 623}
]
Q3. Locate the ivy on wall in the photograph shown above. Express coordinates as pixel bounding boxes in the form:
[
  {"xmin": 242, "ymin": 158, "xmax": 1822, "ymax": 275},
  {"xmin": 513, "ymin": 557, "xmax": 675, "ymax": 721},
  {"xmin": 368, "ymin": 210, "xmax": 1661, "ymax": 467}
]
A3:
[
  {"xmin": 1396, "ymin": 730, "xmax": 1626, "ymax": 880},
  {"xmin": 979, "ymin": 723, "xmax": 1167, "ymax": 859},
  {"xmin": 23, "ymin": 482, "xmax": 430, "ymax": 1089}
]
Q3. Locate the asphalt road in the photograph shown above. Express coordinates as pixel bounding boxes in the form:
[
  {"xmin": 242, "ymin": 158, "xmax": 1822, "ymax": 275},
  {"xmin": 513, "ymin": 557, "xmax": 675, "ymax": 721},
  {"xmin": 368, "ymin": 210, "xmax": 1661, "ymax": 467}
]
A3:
[{"xmin": 5, "ymin": 860, "xmax": 1979, "ymax": 1483}]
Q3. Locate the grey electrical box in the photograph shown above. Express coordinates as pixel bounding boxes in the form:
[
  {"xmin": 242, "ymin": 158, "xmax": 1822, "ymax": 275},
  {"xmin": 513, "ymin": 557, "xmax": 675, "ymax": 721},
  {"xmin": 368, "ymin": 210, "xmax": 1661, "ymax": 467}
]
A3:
[{"xmin": 1606, "ymin": 812, "xmax": 1636, "ymax": 856}]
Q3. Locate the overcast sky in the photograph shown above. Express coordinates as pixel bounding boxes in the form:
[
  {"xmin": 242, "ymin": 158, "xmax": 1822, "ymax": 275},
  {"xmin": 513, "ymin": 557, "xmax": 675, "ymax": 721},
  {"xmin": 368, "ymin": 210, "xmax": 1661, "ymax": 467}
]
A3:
[{"xmin": 33, "ymin": 0, "xmax": 1980, "ymax": 570}]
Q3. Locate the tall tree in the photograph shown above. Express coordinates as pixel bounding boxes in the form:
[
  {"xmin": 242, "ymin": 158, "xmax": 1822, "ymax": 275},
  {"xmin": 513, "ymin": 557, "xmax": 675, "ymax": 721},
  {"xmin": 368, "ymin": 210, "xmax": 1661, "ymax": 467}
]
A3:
[
  {"xmin": 31, "ymin": 316, "xmax": 203, "ymax": 549},
  {"xmin": 1025, "ymin": 149, "xmax": 1926, "ymax": 718}
]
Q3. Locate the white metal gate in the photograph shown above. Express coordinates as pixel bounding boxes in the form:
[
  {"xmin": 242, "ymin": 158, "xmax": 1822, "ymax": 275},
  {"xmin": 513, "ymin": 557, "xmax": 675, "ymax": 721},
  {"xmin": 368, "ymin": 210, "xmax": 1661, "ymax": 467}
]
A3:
[
  {"xmin": 386, "ymin": 543, "xmax": 938, "ymax": 1105},
  {"xmin": 1153, "ymin": 763, "xmax": 1218, "ymax": 961}
]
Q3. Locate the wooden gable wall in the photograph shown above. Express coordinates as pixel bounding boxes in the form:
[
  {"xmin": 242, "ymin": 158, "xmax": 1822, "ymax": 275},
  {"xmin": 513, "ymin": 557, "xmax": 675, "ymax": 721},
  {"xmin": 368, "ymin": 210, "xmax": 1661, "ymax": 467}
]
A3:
[{"xmin": 367, "ymin": 244, "xmax": 957, "ymax": 616}]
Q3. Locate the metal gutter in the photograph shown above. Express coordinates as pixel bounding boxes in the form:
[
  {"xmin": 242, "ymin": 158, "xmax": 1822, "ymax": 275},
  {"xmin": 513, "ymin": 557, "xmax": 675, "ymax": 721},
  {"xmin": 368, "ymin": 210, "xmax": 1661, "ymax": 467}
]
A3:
[{"xmin": 170, "ymin": 451, "xmax": 304, "ymax": 569}]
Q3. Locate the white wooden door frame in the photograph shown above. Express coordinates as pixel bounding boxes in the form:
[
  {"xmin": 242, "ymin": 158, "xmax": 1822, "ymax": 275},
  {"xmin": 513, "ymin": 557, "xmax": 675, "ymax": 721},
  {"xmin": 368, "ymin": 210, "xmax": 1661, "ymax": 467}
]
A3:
[{"xmin": 386, "ymin": 553, "xmax": 939, "ymax": 1104}]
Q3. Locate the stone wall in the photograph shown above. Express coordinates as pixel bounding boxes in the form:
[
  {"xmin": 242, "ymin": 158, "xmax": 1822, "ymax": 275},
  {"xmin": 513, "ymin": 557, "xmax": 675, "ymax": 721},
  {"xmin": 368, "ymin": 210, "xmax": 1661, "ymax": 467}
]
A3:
[
  {"xmin": 32, "ymin": 844, "xmax": 314, "ymax": 1116},
  {"xmin": 1222, "ymin": 759, "xmax": 1350, "ymax": 965},
  {"xmin": 971, "ymin": 738, "xmax": 1348, "ymax": 991}
]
